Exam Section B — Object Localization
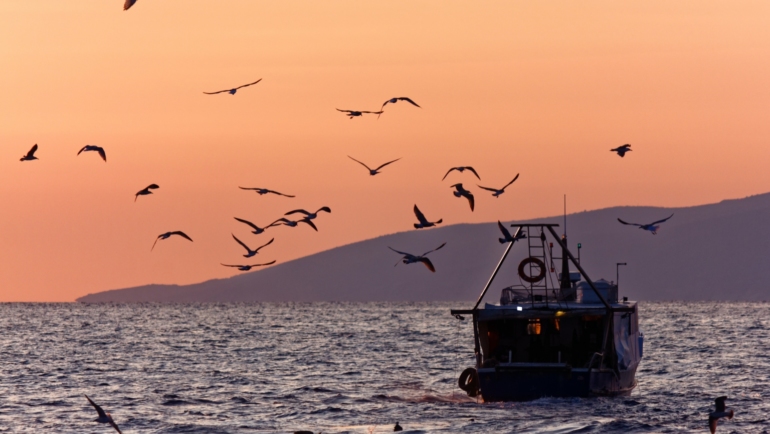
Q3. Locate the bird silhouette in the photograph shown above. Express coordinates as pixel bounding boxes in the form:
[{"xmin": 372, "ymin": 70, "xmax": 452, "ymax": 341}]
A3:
[
  {"xmin": 348, "ymin": 156, "xmax": 401, "ymax": 176},
  {"xmin": 477, "ymin": 174, "xmax": 519, "ymax": 198},
  {"xmin": 239, "ymin": 186, "xmax": 295, "ymax": 197},
  {"xmin": 708, "ymin": 396, "xmax": 734, "ymax": 434},
  {"xmin": 152, "ymin": 231, "xmax": 193, "ymax": 251},
  {"xmin": 336, "ymin": 108, "xmax": 383, "ymax": 119},
  {"xmin": 85, "ymin": 395, "xmax": 123, "ymax": 434},
  {"xmin": 381, "ymin": 97, "xmax": 420, "ymax": 111},
  {"xmin": 285, "ymin": 207, "xmax": 331, "ymax": 221},
  {"xmin": 271, "ymin": 217, "xmax": 318, "ymax": 231},
  {"xmin": 20, "ymin": 144, "xmax": 38, "ymax": 161},
  {"xmin": 442, "ymin": 166, "xmax": 480, "ymax": 181},
  {"xmin": 77, "ymin": 145, "xmax": 106, "ymax": 162},
  {"xmin": 123, "ymin": 0, "xmax": 137, "ymax": 10},
  {"xmin": 221, "ymin": 261, "xmax": 276, "ymax": 271},
  {"xmin": 134, "ymin": 184, "xmax": 159, "ymax": 202},
  {"xmin": 451, "ymin": 183, "xmax": 475, "ymax": 211},
  {"xmin": 204, "ymin": 78, "xmax": 262, "ymax": 95},
  {"xmin": 393, "ymin": 421, "xmax": 404, "ymax": 431},
  {"xmin": 413, "ymin": 205, "xmax": 442, "ymax": 229},
  {"xmin": 611, "ymin": 144, "xmax": 632, "ymax": 157},
  {"xmin": 389, "ymin": 243, "xmax": 446, "ymax": 273},
  {"xmin": 497, "ymin": 221, "xmax": 526, "ymax": 244},
  {"xmin": 231, "ymin": 234, "xmax": 274, "ymax": 258},
  {"xmin": 617, "ymin": 214, "xmax": 674, "ymax": 235},
  {"xmin": 234, "ymin": 217, "xmax": 276, "ymax": 235}
]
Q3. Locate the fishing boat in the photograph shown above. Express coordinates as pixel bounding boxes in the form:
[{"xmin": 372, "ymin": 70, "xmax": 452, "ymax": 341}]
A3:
[{"xmin": 450, "ymin": 223, "xmax": 643, "ymax": 401}]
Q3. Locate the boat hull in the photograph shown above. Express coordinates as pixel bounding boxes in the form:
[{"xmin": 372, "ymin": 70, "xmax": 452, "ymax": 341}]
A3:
[{"xmin": 478, "ymin": 365, "xmax": 637, "ymax": 402}]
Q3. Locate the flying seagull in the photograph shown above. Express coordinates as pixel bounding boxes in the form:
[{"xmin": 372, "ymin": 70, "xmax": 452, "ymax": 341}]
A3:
[
  {"xmin": 413, "ymin": 205, "xmax": 442, "ymax": 229},
  {"xmin": 708, "ymin": 396, "xmax": 734, "ymax": 434},
  {"xmin": 347, "ymin": 156, "xmax": 401, "ymax": 176},
  {"xmin": 221, "ymin": 261, "xmax": 276, "ymax": 271},
  {"xmin": 617, "ymin": 214, "xmax": 674, "ymax": 235},
  {"xmin": 204, "ymin": 78, "xmax": 262, "ymax": 95},
  {"xmin": 134, "ymin": 184, "xmax": 159, "ymax": 202},
  {"xmin": 389, "ymin": 242, "xmax": 447, "ymax": 273},
  {"xmin": 234, "ymin": 217, "xmax": 275, "ymax": 235},
  {"xmin": 152, "ymin": 231, "xmax": 193, "ymax": 251},
  {"xmin": 477, "ymin": 174, "xmax": 520, "ymax": 198},
  {"xmin": 336, "ymin": 109, "xmax": 383, "ymax": 119},
  {"xmin": 232, "ymin": 234, "xmax": 274, "ymax": 258},
  {"xmin": 84, "ymin": 395, "xmax": 123, "ymax": 434},
  {"xmin": 20, "ymin": 144, "xmax": 38, "ymax": 161},
  {"xmin": 285, "ymin": 206, "xmax": 331, "ymax": 221},
  {"xmin": 497, "ymin": 221, "xmax": 526, "ymax": 244},
  {"xmin": 442, "ymin": 166, "xmax": 480, "ymax": 181},
  {"xmin": 611, "ymin": 144, "xmax": 632, "ymax": 157},
  {"xmin": 77, "ymin": 145, "xmax": 107, "ymax": 162},
  {"xmin": 451, "ymin": 183, "xmax": 475, "ymax": 211},
  {"xmin": 239, "ymin": 186, "xmax": 295, "ymax": 197},
  {"xmin": 381, "ymin": 97, "xmax": 420, "ymax": 111},
  {"xmin": 271, "ymin": 217, "xmax": 318, "ymax": 231},
  {"xmin": 123, "ymin": 0, "xmax": 137, "ymax": 10}
]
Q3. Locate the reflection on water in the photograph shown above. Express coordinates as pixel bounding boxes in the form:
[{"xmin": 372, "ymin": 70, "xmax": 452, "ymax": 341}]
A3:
[{"xmin": 0, "ymin": 302, "xmax": 768, "ymax": 433}]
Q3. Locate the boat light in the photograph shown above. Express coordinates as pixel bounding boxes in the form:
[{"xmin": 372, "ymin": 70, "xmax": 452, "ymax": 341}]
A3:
[
  {"xmin": 516, "ymin": 306, "xmax": 523, "ymax": 311},
  {"xmin": 555, "ymin": 310, "xmax": 566, "ymax": 317}
]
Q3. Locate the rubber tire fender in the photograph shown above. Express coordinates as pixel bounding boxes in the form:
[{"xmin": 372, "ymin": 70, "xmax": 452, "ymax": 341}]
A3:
[{"xmin": 458, "ymin": 367, "xmax": 480, "ymax": 397}]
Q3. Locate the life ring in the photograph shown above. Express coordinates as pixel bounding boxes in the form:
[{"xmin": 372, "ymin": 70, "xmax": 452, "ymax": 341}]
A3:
[
  {"xmin": 518, "ymin": 257, "xmax": 546, "ymax": 283},
  {"xmin": 458, "ymin": 367, "xmax": 480, "ymax": 397}
]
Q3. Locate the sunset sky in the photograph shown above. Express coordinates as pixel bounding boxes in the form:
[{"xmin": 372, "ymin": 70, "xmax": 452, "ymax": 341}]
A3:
[{"xmin": 1, "ymin": 1, "xmax": 769, "ymax": 301}]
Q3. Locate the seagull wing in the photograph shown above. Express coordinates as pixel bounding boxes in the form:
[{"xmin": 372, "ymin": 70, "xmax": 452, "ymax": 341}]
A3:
[
  {"xmin": 617, "ymin": 218, "xmax": 642, "ymax": 227},
  {"xmin": 221, "ymin": 263, "xmax": 242, "ymax": 268},
  {"xmin": 347, "ymin": 156, "xmax": 372, "ymax": 171},
  {"xmin": 256, "ymin": 238, "xmax": 275, "ymax": 251},
  {"xmin": 151, "ymin": 236, "xmax": 161, "ymax": 251},
  {"xmin": 398, "ymin": 97, "xmax": 421, "ymax": 108},
  {"xmin": 270, "ymin": 218, "xmax": 290, "ymax": 226},
  {"xmin": 501, "ymin": 173, "xmax": 520, "ymax": 189},
  {"xmin": 413, "ymin": 205, "xmax": 428, "ymax": 225},
  {"xmin": 147, "ymin": 184, "xmax": 159, "ymax": 190},
  {"xmin": 123, "ymin": 0, "xmax": 136, "ymax": 11},
  {"xmin": 267, "ymin": 190, "xmax": 295, "ymax": 197},
  {"xmin": 231, "ymin": 234, "xmax": 251, "ymax": 252},
  {"xmin": 109, "ymin": 418, "xmax": 123, "ymax": 434},
  {"xmin": 336, "ymin": 109, "xmax": 352, "ymax": 113},
  {"xmin": 249, "ymin": 260, "xmax": 276, "ymax": 267},
  {"xmin": 467, "ymin": 192, "xmax": 475, "ymax": 211},
  {"xmin": 77, "ymin": 145, "xmax": 88, "ymax": 155},
  {"xmin": 27, "ymin": 144, "xmax": 38, "ymax": 157},
  {"xmin": 299, "ymin": 218, "xmax": 318, "ymax": 231},
  {"xmin": 380, "ymin": 100, "xmax": 392, "ymax": 110},
  {"xmin": 497, "ymin": 221, "xmax": 512, "ymax": 240},
  {"xmin": 466, "ymin": 167, "xmax": 481, "ymax": 180},
  {"xmin": 421, "ymin": 242, "xmax": 447, "ymax": 257},
  {"xmin": 388, "ymin": 246, "xmax": 413, "ymax": 256},
  {"xmin": 442, "ymin": 167, "xmax": 457, "ymax": 181},
  {"xmin": 85, "ymin": 395, "xmax": 107, "ymax": 419},
  {"xmin": 97, "ymin": 147, "xmax": 106, "ymax": 162},
  {"xmin": 477, "ymin": 185, "xmax": 498, "ymax": 192},
  {"xmin": 171, "ymin": 231, "xmax": 193, "ymax": 242},
  {"xmin": 203, "ymin": 89, "xmax": 231, "ymax": 95},
  {"xmin": 316, "ymin": 206, "xmax": 331, "ymax": 214},
  {"xmin": 417, "ymin": 257, "xmax": 436, "ymax": 272},
  {"xmin": 715, "ymin": 396, "xmax": 727, "ymax": 412},
  {"xmin": 374, "ymin": 158, "xmax": 401, "ymax": 171},
  {"xmin": 649, "ymin": 213, "xmax": 674, "ymax": 226},
  {"xmin": 234, "ymin": 78, "xmax": 262, "ymax": 90},
  {"xmin": 285, "ymin": 209, "xmax": 310, "ymax": 216},
  {"xmin": 234, "ymin": 217, "xmax": 259, "ymax": 231}
]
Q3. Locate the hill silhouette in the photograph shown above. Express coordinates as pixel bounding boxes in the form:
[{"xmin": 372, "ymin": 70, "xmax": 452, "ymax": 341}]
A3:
[{"xmin": 78, "ymin": 193, "xmax": 770, "ymax": 303}]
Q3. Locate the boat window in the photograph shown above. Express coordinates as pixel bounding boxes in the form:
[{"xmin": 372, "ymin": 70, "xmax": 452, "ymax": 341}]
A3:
[{"xmin": 527, "ymin": 319, "xmax": 541, "ymax": 335}]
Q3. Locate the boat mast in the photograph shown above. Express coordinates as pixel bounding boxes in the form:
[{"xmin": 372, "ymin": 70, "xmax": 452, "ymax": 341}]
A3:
[{"xmin": 560, "ymin": 195, "xmax": 570, "ymax": 291}]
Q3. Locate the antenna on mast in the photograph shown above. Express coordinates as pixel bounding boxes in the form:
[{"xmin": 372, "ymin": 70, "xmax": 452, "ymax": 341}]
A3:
[{"xmin": 563, "ymin": 194, "xmax": 567, "ymax": 236}]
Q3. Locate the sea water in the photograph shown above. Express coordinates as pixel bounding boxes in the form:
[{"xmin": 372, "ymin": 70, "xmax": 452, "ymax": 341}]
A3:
[{"xmin": 0, "ymin": 302, "xmax": 767, "ymax": 433}]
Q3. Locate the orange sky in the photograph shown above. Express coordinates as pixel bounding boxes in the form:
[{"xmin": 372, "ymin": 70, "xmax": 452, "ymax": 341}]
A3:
[{"xmin": 1, "ymin": 1, "xmax": 769, "ymax": 301}]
